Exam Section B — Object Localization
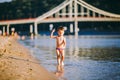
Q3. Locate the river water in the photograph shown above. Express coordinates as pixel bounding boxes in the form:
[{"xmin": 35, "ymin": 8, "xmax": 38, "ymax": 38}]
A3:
[{"xmin": 19, "ymin": 35, "xmax": 120, "ymax": 80}]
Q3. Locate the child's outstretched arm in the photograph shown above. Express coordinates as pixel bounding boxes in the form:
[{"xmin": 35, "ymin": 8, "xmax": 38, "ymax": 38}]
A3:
[{"xmin": 50, "ymin": 29, "xmax": 56, "ymax": 38}]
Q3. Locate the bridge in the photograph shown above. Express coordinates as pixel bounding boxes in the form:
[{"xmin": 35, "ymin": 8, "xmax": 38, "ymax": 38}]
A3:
[{"xmin": 0, "ymin": 0, "xmax": 120, "ymax": 35}]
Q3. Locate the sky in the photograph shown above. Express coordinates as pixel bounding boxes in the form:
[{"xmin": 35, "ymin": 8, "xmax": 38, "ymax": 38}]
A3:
[{"xmin": 0, "ymin": 0, "xmax": 12, "ymax": 3}]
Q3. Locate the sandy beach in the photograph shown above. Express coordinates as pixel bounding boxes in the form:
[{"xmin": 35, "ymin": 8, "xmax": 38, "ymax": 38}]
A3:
[{"xmin": 0, "ymin": 36, "xmax": 57, "ymax": 80}]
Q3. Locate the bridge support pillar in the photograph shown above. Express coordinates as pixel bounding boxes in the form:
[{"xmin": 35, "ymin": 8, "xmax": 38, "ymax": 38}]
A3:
[
  {"xmin": 49, "ymin": 24, "xmax": 53, "ymax": 31},
  {"xmin": 74, "ymin": 20, "xmax": 78, "ymax": 37},
  {"xmin": 7, "ymin": 24, "xmax": 10, "ymax": 35},
  {"xmin": 70, "ymin": 24, "xmax": 73, "ymax": 33},
  {"xmin": 3, "ymin": 26, "xmax": 5, "ymax": 35},
  {"xmin": 34, "ymin": 22, "xmax": 38, "ymax": 35},
  {"xmin": 30, "ymin": 24, "xmax": 33, "ymax": 33},
  {"xmin": 74, "ymin": 0, "xmax": 78, "ymax": 37}
]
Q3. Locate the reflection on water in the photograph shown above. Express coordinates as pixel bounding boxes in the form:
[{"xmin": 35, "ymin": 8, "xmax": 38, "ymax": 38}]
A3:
[
  {"xmin": 66, "ymin": 47, "xmax": 120, "ymax": 61},
  {"xmin": 54, "ymin": 65, "xmax": 66, "ymax": 80},
  {"xmin": 20, "ymin": 35, "xmax": 120, "ymax": 80}
]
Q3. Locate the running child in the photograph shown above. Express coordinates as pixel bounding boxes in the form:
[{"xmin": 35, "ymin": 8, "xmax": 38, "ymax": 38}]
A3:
[{"xmin": 50, "ymin": 26, "xmax": 66, "ymax": 66}]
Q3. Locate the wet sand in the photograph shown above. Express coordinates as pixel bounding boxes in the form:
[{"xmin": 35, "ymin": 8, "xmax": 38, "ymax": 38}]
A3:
[{"xmin": 0, "ymin": 36, "xmax": 57, "ymax": 80}]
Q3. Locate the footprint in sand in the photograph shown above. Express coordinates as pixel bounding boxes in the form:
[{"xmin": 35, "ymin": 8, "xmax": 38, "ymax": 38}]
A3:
[{"xmin": 4, "ymin": 49, "xmax": 6, "ymax": 53}]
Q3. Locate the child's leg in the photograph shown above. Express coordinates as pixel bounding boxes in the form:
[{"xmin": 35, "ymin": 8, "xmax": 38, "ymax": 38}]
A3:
[
  {"xmin": 60, "ymin": 50, "xmax": 65, "ymax": 66},
  {"xmin": 56, "ymin": 50, "xmax": 61, "ymax": 65}
]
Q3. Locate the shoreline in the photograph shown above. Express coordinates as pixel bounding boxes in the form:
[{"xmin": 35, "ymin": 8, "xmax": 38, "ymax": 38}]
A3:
[{"xmin": 0, "ymin": 36, "xmax": 57, "ymax": 80}]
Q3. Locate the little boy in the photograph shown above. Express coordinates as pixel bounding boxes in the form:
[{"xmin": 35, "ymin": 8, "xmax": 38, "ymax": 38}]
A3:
[{"xmin": 50, "ymin": 26, "xmax": 66, "ymax": 66}]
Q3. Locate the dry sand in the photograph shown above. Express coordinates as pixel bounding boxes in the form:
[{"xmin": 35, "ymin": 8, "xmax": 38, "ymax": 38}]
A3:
[{"xmin": 0, "ymin": 36, "xmax": 57, "ymax": 80}]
